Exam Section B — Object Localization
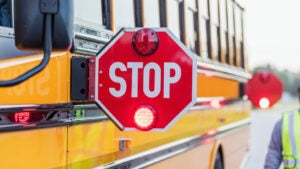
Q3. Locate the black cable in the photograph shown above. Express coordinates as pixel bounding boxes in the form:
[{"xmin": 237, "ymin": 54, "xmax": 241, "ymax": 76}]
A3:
[{"xmin": 0, "ymin": 14, "xmax": 52, "ymax": 87}]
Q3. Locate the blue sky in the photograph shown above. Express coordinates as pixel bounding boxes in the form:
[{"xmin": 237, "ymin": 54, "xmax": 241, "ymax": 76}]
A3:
[{"xmin": 245, "ymin": 0, "xmax": 300, "ymax": 72}]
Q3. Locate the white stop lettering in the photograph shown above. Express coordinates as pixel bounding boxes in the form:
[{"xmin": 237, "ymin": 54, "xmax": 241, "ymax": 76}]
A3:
[{"xmin": 108, "ymin": 62, "xmax": 181, "ymax": 98}]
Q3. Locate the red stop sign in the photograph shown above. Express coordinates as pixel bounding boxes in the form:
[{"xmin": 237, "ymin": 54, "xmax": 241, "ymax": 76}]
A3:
[
  {"xmin": 95, "ymin": 28, "xmax": 197, "ymax": 131},
  {"xmin": 246, "ymin": 72, "xmax": 283, "ymax": 109}
]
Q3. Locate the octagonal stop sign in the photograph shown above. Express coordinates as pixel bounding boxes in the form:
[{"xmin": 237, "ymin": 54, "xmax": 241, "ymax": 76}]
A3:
[
  {"xmin": 95, "ymin": 28, "xmax": 197, "ymax": 131},
  {"xmin": 246, "ymin": 72, "xmax": 283, "ymax": 109}
]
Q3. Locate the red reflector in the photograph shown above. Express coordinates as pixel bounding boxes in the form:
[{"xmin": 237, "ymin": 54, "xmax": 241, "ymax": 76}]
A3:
[
  {"xmin": 14, "ymin": 112, "xmax": 30, "ymax": 123},
  {"xmin": 133, "ymin": 105, "xmax": 157, "ymax": 131},
  {"xmin": 259, "ymin": 97, "xmax": 270, "ymax": 109},
  {"xmin": 132, "ymin": 28, "xmax": 159, "ymax": 56}
]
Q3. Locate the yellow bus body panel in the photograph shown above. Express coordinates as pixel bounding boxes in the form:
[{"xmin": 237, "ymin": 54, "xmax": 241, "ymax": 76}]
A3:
[
  {"xmin": 0, "ymin": 52, "xmax": 71, "ymax": 104},
  {"xmin": 65, "ymin": 100, "xmax": 250, "ymax": 168},
  {"xmin": 197, "ymin": 74, "xmax": 239, "ymax": 98},
  {"xmin": 67, "ymin": 121, "xmax": 120, "ymax": 169},
  {"xmin": 146, "ymin": 142, "xmax": 215, "ymax": 169},
  {"xmin": 221, "ymin": 127, "xmax": 250, "ymax": 169},
  {"xmin": 0, "ymin": 95, "xmax": 250, "ymax": 169},
  {"xmin": 0, "ymin": 127, "xmax": 67, "ymax": 169},
  {"xmin": 145, "ymin": 128, "xmax": 249, "ymax": 169}
]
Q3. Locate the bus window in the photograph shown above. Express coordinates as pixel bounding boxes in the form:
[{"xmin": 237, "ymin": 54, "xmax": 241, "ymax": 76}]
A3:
[
  {"xmin": 186, "ymin": 0, "xmax": 199, "ymax": 54},
  {"xmin": 211, "ymin": 26, "xmax": 219, "ymax": 61},
  {"xmin": 210, "ymin": 0, "xmax": 219, "ymax": 25},
  {"xmin": 227, "ymin": 0, "xmax": 234, "ymax": 36},
  {"xmin": 227, "ymin": 0, "xmax": 235, "ymax": 65},
  {"xmin": 74, "ymin": 0, "xmax": 104, "ymax": 27},
  {"xmin": 113, "ymin": 0, "xmax": 135, "ymax": 32},
  {"xmin": 199, "ymin": 0, "xmax": 208, "ymax": 18},
  {"xmin": 199, "ymin": 0, "xmax": 209, "ymax": 59},
  {"xmin": 235, "ymin": 5, "xmax": 244, "ymax": 68},
  {"xmin": 221, "ymin": 31, "xmax": 228, "ymax": 63},
  {"xmin": 220, "ymin": 0, "xmax": 228, "ymax": 64},
  {"xmin": 235, "ymin": 5, "xmax": 242, "ymax": 41},
  {"xmin": 241, "ymin": 10, "xmax": 245, "ymax": 68},
  {"xmin": 166, "ymin": 0, "xmax": 182, "ymax": 40},
  {"xmin": 210, "ymin": 0, "xmax": 220, "ymax": 61},
  {"xmin": 220, "ymin": 0, "xmax": 227, "ymax": 30},
  {"xmin": 143, "ymin": 0, "xmax": 160, "ymax": 27},
  {"xmin": 0, "ymin": 0, "xmax": 11, "ymax": 27}
]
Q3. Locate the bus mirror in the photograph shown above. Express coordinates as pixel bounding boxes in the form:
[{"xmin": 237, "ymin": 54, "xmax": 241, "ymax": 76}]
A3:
[
  {"xmin": 0, "ymin": 0, "xmax": 73, "ymax": 87},
  {"xmin": 14, "ymin": 0, "xmax": 73, "ymax": 50}
]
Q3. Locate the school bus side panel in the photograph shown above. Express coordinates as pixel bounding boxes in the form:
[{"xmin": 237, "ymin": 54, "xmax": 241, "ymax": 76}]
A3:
[
  {"xmin": 145, "ymin": 113, "xmax": 250, "ymax": 169},
  {"xmin": 0, "ymin": 127, "xmax": 67, "ymax": 169},
  {"xmin": 197, "ymin": 74, "xmax": 239, "ymax": 98},
  {"xmin": 67, "ymin": 121, "xmax": 120, "ymax": 168},
  {"xmin": 221, "ymin": 127, "xmax": 250, "ymax": 169},
  {"xmin": 0, "ymin": 52, "xmax": 71, "ymax": 104},
  {"xmin": 145, "ymin": 142, "xmax": 214, "ymax": 169}
]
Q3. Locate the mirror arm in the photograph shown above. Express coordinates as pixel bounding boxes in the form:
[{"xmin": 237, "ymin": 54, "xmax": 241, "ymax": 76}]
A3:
[{"xmin": 0, "ymin": 14, "xmax": 52, "ymax": 87}]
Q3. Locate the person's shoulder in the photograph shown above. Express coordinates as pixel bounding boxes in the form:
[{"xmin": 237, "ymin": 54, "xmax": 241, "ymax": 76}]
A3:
[
  {"xmin": 275, "ymin": 109, "xmax": 298, "ymax": 129},
  {"xmin": 274, "ymin": 118, "xmax": 282, "ymax": 130}
]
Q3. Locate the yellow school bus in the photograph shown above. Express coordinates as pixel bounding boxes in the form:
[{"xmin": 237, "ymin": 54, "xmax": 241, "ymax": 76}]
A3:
[{"xmin": 0, "ymin": 0, "xmax": 251, "ymax": 168}]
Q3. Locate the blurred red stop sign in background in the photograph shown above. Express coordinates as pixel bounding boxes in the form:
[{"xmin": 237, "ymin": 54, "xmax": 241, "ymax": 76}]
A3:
[{"xmin": 246, "ymin": 72, "xmax": 283, "ymax": 109}]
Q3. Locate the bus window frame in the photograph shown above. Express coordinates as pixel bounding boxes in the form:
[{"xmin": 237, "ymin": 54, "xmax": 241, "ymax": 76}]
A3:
[
  {"xmin": 134, "ymin": 0, "xmax": 143, "ymax": 27},
  {"xmin": 102, "ymin": 0, "xmax": 112, "ymax": 30}
]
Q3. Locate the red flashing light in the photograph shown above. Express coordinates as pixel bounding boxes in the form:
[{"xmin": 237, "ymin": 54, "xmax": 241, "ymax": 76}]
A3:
[
  {"xmin": 14, "ymin": 112, "xmax": 30, "ymax": 123},
  {"xmin": 133, "ymin": 105, "xmax": 157, "ymax": 131},
  {"xmin": 132, "ymin": 28, "xmax": 159, "ymax": 56},
  {"xmin": 259, "ymin": 97, "xmax": 270, "ymax": 109},
  {"xmin": 246, "ymin": 72, "xmax": 283, "ymax": 109}
]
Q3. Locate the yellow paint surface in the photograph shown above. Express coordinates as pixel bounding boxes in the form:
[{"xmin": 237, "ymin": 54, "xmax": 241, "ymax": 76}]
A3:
[
  {"xmin": 0, "ymin": 127, "xmax": 67, "ymax": 169},
  {"xmin": 0, "ymin": 52, "xmax": 71, "ymax": 104},
  {"xmin": 197, "ymin": 74, "xmax": 239, "ymax": 98}
]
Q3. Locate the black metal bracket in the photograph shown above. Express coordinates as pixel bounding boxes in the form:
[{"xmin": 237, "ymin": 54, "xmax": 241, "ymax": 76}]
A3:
[{"xmin": 71, "ymin": 56, "xmax": 89, "ymax": 100}]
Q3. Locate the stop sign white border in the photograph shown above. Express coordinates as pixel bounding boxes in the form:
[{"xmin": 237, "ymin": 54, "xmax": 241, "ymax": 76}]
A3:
[{"xmin": 95, "ymin": 28, "xmax": 197, "ymax": 131}]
